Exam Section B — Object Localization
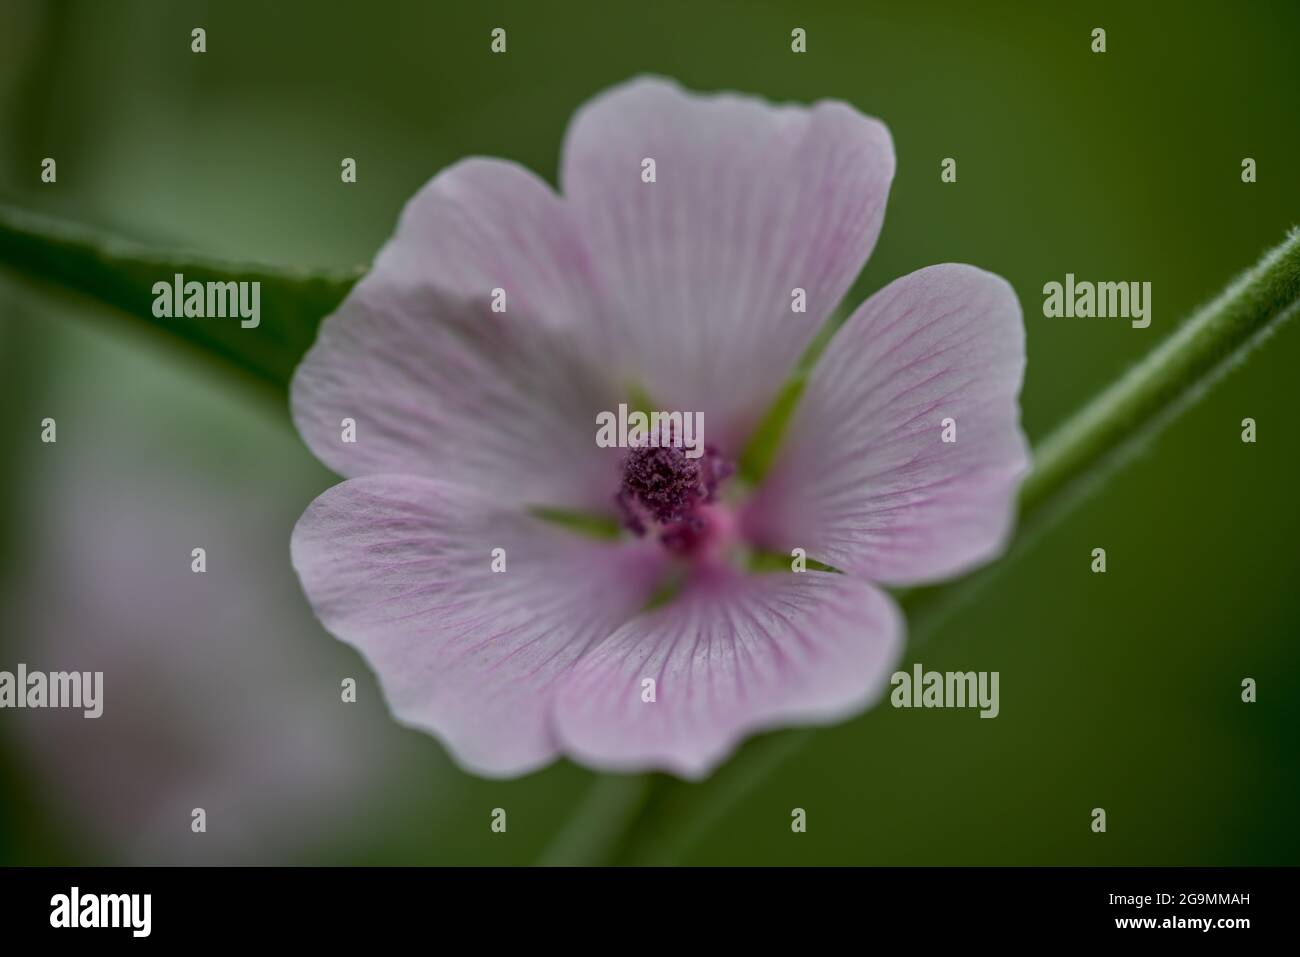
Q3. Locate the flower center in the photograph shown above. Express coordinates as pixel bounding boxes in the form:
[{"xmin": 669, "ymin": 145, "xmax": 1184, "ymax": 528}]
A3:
[{"xmin": 616, "ymin": 441, "xmax": 735, "ymax": 556}]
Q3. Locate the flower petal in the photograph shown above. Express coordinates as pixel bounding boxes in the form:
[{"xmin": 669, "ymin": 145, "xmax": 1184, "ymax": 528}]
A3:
[
  {"xmin": 291, "ymin": 158, "xmax": 621, "ymax": 511},
  {"xmin": 744, "ymin": 263, "xmax": 1029, "ymax": 585},
  {"xmin": 553, "ymin": 569, "xmax": 903, "ymax": 779},
  {"xmin": 561, "ymin": 76, "xmax": 895, "ymax": 453},
  {"xmin": 291, "ymin": 475, "xmax": 666, "ymax": 777}
]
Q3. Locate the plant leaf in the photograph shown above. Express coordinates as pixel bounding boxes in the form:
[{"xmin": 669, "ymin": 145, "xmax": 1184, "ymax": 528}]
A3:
[{"xmin": 0, "ymin": 203, "xmax": 361, "ymax": 391}]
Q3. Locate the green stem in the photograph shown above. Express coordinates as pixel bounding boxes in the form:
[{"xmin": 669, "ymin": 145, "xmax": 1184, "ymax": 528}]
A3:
[
  {"xmin": 1022, "ymin": 229, "xmax": 1300, "ymax": 517},
  {"xmin": 592, "ymin": 229, "xmax": 1300, "ymax": 866},
  {"xmin": 535, "ymin": 775, "xmax": 654, "ymax": 866}
]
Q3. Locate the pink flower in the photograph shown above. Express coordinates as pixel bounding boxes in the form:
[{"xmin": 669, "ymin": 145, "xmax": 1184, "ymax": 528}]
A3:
[{"xmin": 290, "ymin": 77, "xmax": 1028, "ymax": 779}]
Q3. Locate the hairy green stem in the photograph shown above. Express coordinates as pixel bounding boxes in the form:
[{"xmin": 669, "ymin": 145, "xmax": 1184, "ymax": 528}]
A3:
[{"xmin": 1022, "ymin": 229, "xmax": 1300, "ymax": 517}]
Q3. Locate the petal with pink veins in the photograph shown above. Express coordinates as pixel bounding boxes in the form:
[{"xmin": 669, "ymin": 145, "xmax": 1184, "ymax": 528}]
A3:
[
  {"xmin": 553, "ymin": 568, "xmax": 903, "ymax": 779},
  {"xmin": 561, "ymin": 76, "xmax": 895, "ymax": 454},
  {"xmin": 292, "ymin": 158, "xmax": 622, "ymax": 512},
  {"xmin": 291, "ymin": 474, "xmax": 667, "ymax": 777},
  {"xmin": 744, "ymin": 263, "xmax": 1030, "ymax": 586}
]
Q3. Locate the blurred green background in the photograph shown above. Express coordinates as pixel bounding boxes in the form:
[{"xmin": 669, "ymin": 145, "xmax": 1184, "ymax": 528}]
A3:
[{"xmin": 0, "ymin": 0, "xmax": 1296, "ymax": 865}]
